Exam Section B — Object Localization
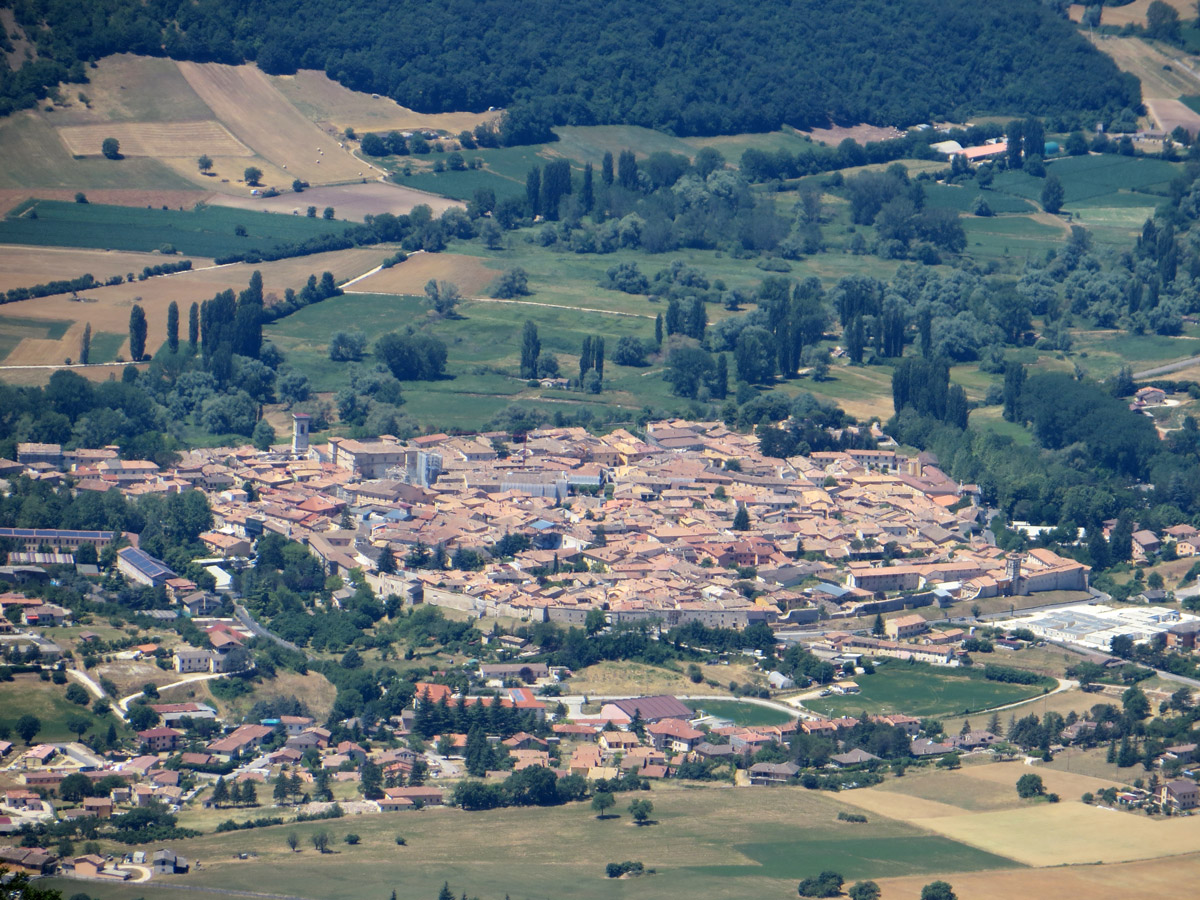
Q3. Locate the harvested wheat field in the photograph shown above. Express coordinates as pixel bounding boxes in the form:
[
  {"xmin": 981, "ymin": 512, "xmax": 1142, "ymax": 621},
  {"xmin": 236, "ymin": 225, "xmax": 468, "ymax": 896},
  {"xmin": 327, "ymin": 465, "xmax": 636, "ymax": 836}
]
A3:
[
  {"xmin": 1147, "ymin": 98, "xmax": 1200, "ymax": 138},
  {"xmin": 272, "ymin": 69, "xmax": 499, "ymax": 136},
  {"xmin": 57, "ymin": 121, "xmax": 251, "ymax": 159},
  {"xmin": 1086, "ymin": 35, "xmax": 1200, "ymax": 100},
  {"xmin": 177, "ymin": 62, "xmax": 375, "ymax": 187},
  {"xmin": 0, "ymin": 246, "xmax": 386, "ymax": 365},
  {"xmin": 211, "ymin": 181, "xmax": 462, "ymax": 221},
  {"xmin": 877, "ymin": 853, "xmax": 1200, "ymax": 900},
  {"xmin": 347, "ymin": 251, "xmax": 499, "ymax": 297},
  {"xmin": 1069, "ymin": 0, "xmax": 1195, "ymax": 27},
  {"xmin": 840, "ymin": 762, "xmax": 1200, "ymax": 867},
  {"xmin": 0, "ymin": 245, "xmax": 211, "ymax": 293}
]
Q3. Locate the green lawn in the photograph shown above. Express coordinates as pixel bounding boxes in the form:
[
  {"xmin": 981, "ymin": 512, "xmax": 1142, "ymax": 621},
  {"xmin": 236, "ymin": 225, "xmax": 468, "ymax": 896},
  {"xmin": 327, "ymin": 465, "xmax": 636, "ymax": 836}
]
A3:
[
  {"xmin": 46, "ymin": 784, "xmax": 1019, "ymax": 900},
  {"xmin": 0, "ymin": 199, "xmax": 350, "ymax": 257},
  {"xmin": 685, "ymin": 699, "xmax": 795, "ymax": 727},
  {"xmin": 803, "ymin": 661, "xmax": 1050, "ymax": 719}
]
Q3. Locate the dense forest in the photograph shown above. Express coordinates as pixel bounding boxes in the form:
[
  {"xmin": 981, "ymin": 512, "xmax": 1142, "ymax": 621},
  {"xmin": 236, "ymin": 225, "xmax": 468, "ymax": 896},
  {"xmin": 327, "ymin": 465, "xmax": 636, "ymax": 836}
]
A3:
[{"xmin": 2, "ymin": 0, "xmax": 1139, "ymax": 134}]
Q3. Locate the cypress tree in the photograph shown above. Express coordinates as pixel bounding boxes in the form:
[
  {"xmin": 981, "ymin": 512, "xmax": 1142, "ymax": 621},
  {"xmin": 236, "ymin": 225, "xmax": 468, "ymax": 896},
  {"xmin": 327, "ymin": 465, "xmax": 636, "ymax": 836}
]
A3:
[
  {"xmin": 581, "ymin": 161, "xmax": 594, "ymax": 213},
  {"xmin": 79, "ymin": 322, "xmax": 91, "ymax": 365},
  {"xmin": 655, "ymin": 313, "xmax": 663, "ymax": 345},
  {"xmin": 525, "ymin": 166, "xmax": 540, "ymax": 216},
  {"xmin": 601, "ymin": 151, "xmax": 614, "ymax": 186},
  {"xmin": 520, "ymin": 320, "xmax": 540, "ymax": 379},
  {"xmin": 579, "ymin": 335, "xmax": 593, "ymax": 381},
  {"xmin": 594, "ymin": 336, "xmax": 604, "ymax": 379},
  {"xmin": 166, "ymin": 301, "xmax": 179, "ymax": 353},
  {"xmin": 188, "ymin": 301, "xmax": 199, "ymax": 351},
  {"xmin": 713, "ymin": 353, "xmax": 728, "ymax": 399},
  {"xmin": 128, "ymin": 304, "xmax": 147, "ymax": 361},
  {"xmin": 732, "ymin": 504, "xmax": 750, "ymax": 531}
]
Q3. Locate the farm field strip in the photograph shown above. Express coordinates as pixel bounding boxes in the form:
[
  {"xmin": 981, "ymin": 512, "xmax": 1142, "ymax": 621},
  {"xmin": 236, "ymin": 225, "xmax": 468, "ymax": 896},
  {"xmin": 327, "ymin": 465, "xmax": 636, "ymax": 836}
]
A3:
[
  {"xmin": 177, "ymin": 61, "xmax": 380, "ymax": 187},
  {"xmin": 56, "ymin": 120, "xmax": 253, "ymax": 158}
]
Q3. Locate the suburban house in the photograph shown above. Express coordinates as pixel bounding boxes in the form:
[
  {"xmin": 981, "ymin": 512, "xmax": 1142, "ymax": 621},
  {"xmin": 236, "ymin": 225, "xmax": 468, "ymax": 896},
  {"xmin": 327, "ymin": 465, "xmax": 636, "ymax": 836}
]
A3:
[
  {"xmin": 137, "ymin": 727, "xmax": 184, "ymax": 753},
  {"xmin": 645, "ymin": 718, "xmax": 705, "ymax": 753},
  {"xmin": 207, "ymin": 724, "xmax": 275, "ymax": 759},
  {"xmin": 829, "ymin": 749, "xmax": 880, "ymax": 768},
  {"xmin": 885, "ymin": 614, "xmax": 929, "ymax": 640},
  {"xmin": 1159, "ymin": 779, "xmax": 1200, "ymax": 811},
  {"xmin": 151, "ymin": 849, "xmax": 189, "ymax": 874},
  {"xmin": 748, "ymin": 761, "xmax": 800, "ymax": 785}
]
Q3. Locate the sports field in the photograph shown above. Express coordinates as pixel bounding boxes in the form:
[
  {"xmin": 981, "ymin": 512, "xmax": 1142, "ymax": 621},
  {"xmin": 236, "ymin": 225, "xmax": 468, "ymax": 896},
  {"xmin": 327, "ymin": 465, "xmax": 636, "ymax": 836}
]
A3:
[
  {"xmin": 801, "ymin": 662, "xmax": 1050, "ymax": 719},
  {"xmin": 40, "ymin": 785, "xmax": 1019, "ymax": 900}
]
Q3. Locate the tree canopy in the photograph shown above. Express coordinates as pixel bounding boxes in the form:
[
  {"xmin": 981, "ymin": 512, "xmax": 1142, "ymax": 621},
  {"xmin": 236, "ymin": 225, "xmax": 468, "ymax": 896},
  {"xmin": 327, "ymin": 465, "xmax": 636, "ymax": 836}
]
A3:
[{"xmin": 4, "ymin": 1, "xmax": 1139, "ymax": 135}]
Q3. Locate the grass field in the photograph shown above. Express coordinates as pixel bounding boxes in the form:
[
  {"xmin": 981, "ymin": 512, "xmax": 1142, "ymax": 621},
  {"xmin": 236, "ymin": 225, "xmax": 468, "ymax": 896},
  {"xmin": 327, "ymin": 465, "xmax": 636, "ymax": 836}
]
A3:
[
  {"xmin": 0, "ymin": 199, "xmax": 349, "ymax": 257},
  {"xmin": 0, "ymin": 673, "xmax": 123, "ymax": 743},
  {"xmin": 685, "ymin": 699, "xmax": 795, "ymax": 727},
  {"xmin": 802, "ymin": 661, "xmax": 1050, "ymax": 719},
  {"xmin": 47, "ymin": 785, "xmax": 1019, "ymax": 900}
]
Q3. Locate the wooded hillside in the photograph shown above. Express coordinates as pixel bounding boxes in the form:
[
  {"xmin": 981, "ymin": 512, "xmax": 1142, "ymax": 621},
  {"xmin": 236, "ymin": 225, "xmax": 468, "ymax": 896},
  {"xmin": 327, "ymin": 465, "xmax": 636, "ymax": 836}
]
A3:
[{"xmin": 4, "ymin": 0, "xmax": 1140, "ymax": 135}]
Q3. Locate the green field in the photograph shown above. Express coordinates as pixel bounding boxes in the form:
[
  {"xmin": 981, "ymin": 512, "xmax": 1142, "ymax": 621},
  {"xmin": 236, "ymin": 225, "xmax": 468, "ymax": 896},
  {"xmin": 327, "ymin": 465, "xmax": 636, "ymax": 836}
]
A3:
[
  {"xmin": 0, "ymin": 200, "xmax": 350, "ymax": 257},
  {"xmin": 803, "ymin": 661, "xmax": 1050, "ymax": 719},
  {"xmin": 47, "ymin": 785, "xmax": 1019, "ymax": 900},
  {"xmin": 685, "ymin": 699, "xmax": 796, "ymax": 727},
  {"xmin": 0, "ymin": 673, "xmax": 124, "ymax": 743},
  {"xmin": 86, "ymin": 331, "xmax": 128, "ymax": 364}
]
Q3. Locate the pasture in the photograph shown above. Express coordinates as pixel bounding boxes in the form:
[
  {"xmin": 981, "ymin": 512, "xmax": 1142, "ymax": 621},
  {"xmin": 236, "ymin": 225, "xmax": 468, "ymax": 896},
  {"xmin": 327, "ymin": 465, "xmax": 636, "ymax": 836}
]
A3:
[
  {"xmin": 0, "ymin": 199, "xmax": 349, "ymax": 257},
  {"xmin": 801, "ymin": 661, "xmax": 1049, "ymax": 719},
  {"xmin": 44, "ymin": 785, "xmax": 1018, "ymax": 900}
]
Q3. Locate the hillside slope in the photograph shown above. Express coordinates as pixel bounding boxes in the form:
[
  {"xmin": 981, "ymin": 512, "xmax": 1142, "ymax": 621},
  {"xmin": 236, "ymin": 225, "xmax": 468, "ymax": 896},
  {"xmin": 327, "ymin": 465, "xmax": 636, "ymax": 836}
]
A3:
[{"xmin": 5, "ymin": 0, "xmax": 1140, "ymax": 135}]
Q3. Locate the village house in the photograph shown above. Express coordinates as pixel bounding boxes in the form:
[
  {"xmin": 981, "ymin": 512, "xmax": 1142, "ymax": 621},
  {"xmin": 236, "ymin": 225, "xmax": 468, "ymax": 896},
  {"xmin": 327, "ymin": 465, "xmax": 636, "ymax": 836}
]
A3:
[{"xmin": 1159, "ymin": 779, "xmax": 1199, "ymax": 811}]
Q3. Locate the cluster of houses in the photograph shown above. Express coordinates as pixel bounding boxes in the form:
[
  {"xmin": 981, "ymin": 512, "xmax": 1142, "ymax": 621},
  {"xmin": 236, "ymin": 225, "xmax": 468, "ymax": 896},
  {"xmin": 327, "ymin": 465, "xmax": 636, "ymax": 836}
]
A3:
[{"xmin": 4, "ymin": 418, "xmax": 1098, "ymax": 642}]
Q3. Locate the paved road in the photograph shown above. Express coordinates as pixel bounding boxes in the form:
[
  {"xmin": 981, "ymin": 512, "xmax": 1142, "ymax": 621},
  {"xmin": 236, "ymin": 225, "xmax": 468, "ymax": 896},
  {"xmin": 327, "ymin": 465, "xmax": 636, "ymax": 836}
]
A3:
[
  {"xmin": 235, "ymin": 604, "xmax": 311, "ymax": 658},
  {"xmin": 118, "ymin": 672, "xmax": 227, "ymax": 713},
  {"xmin": 1133, "ymin": 355, "xmax": 1200, "ymax": 379}
]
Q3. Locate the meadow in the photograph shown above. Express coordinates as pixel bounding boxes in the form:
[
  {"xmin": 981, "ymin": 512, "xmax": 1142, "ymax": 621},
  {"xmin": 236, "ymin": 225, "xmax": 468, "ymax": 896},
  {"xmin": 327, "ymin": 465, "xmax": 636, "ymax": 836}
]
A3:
[
  {"xmin": 44, "ymin": 784, "xmax": 1019, "ymax": 900},
  {"xmin": 0, "ymin": 673, "xmax": 126, "ymax": 743},
  {"xmin": 801, "ymin": 661, "xmax": 1050, "ymax": 720}
]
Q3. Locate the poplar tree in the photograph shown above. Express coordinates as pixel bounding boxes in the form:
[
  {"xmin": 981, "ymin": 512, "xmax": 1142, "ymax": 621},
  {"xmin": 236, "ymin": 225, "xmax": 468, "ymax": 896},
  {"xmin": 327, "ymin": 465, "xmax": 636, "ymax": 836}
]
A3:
[{"xmin": 166, "ymin": 301, "xmax": 179, "ymax": 353}]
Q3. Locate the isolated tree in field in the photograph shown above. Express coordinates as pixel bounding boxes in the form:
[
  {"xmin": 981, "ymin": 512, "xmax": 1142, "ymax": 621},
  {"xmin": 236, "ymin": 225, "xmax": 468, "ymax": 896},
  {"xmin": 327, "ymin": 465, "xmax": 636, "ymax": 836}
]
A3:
[
  {"xmin": 1041, "ymin": 175, "xmax": 1064, "ymax": 214},
  {"xmin": 166, "ymin": 301, "xmax": 179, "ymax": 353},
  {"xmin": 323, "ymin": 207, "xmax": 335, "ymax": 219},
  {"xmin": 198, "ymin": 154, "xmax": 213, "ymax": 174},
  {"xmin": 79, "ymin": 322, "xmax": 91, "ymax": 365},
  {"xmin": 66, "ymin": 715, "xmax": 91, "ymax": 741},
  {"xmin": 101, "ymin": 137, "xmax": 120, "ymax": 159},
  {"xmin": 491, "ymin": 267, "xmax": 529, "ymax": 298},
  {"xmin": 14, "ymin": 715, "xmax": 39, "ymax": 745},
  {"xmin": 592, "ymin": 791, "xmax": 615, "ymax": 818},
  {"xmin": 286, "ymin": 832, "xmax": 299, "ymax": 852},
  {"xmin": 128, "ymin": 305, "xmax": 147, "ymax": 360},
  {"xmin": 424, "ymin": 279, "xmax": 460, "ymax": 316},
  {"xmin": 920, "ymin": 882, "xmax": 957, "ymax": 900},
  {"xmin": 848, "ymin": 881, "xmax": 881, "ymax": 900},
  {"xmin": 797, "ymin": 871, "xmax": 844, "ymax": 898},
  {"xmin": 628, "ymin": 798, "xmax": 653, "ymax": 824},
  {"xmin": 520, "ymin": 320, "xmax": 540, "ymax": 379},
  {"xmin": 292, "ymin": 178, "xmax": 305, "ymax": 193},
  {"xmin": 1016, "ymin": 773, "xmax": 1045, "ymax": 799},
  {"xmin": 244, "ymin": 166, "xmax": 263, "ymax": 185},
  {"xmin": 311, "ymin": 830, "xmax": 331, "ymax": 853}
]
